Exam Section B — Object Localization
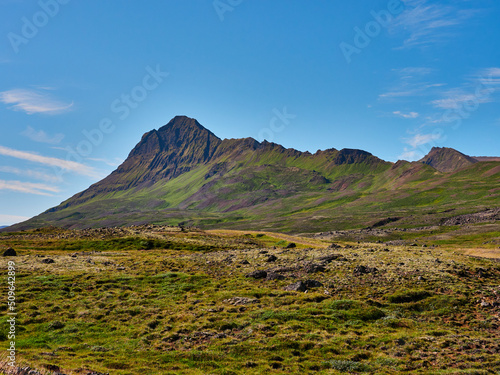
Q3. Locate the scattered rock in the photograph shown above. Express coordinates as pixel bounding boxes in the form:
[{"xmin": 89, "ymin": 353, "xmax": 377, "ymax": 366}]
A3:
[
  {"xmin": 353, "ymin": 265, "xmax": 378, "ymax": 276},
  {"xmin": 477, "ymin": 268, "xmax": 489, "ymax": 278},
  {"xmin": 91, "ymin": 346, "xmax": 109, "ymax": 352},
  {"xmin": 246, "ymin": 270, "xmax": 267, "ymax": 279},
  {"xmin": 395, "ymin": 338, "xmax": 406, "ymax": 346},
  {"xmin": 2, "ymin": 247, "xmax": 16, "ymax": 256},
  {"xmin": 304, "ymin": 279, "xmax": 323, "ymax": 288},
  {"xmin": 48, "ymin": 321, "xmax": 65, "ymax": 330},
  {"xmin": 328, "ymin": 243, "xmax": 341, "ymax": 249},
  {"xmin": 283, "ymin": 281, "xmax": 307, "ymax": 292},
  {"xmin": 240, "ymin": 260, "xmax": 250, "ymax": 265},
  {"xmin": 480, "ymin": 301, "xmax": 491, "ymax": 308},
  {"xmin": 286, "ymin": 242, "xmax": 297, "ymax": 249},
  {"xmin": 42, "ymin": 364, "xmax": 60, "ymax": 372},
  {"xmin": 266, "ymin": 271, "xmax": 285, "ymax": 280},
  {"xmin": 266, "ymin": 255, "xmax": 278, "ymax": 262},
  {"xmin": 223, "ymin": 297, "xmax": 258, "ymax": 306},
  {"xmin": 41, "ymin": 258, "xmax": 55, "ymax": 264},
  {"xmin": 304, "ymin": 263, "xmax": 326, "ymax": 273},
  {"xmin": 318, "ymin": 254, "xmax": 342, "ymax": 263}
]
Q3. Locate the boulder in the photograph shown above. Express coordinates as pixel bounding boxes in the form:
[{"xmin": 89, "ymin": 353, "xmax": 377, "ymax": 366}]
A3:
[
  {"xmin": 246, "ymin": 270, "xmax": 267, "ymax": 279},
  {"xmin": 266, "ymin": 255, "xmax": 278, "ymax": 262},
  {"xmin": 2, "ymin": 247, "xmax": 16, "ymax": 257},
  {"xmin": 353, "ymin": 265, "xmax": 378, "ymax": 276},
  {"xmin": 304, "ymin": 263, "xmax": 326, "ymax": 273},
  {"xmin": 266, "ymin": 271, "xmax": 285, "ymax": 281},
  {"xmin": 304, "ymin": 279, "xmax": 323, "ymax": 288},
  {"xmin": 283, "ymin": 281, "xmax": 307, "ymax": 292}
]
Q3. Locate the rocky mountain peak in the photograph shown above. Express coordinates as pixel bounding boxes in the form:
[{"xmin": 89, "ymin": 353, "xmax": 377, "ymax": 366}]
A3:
[{"xmin": 420, "ymin": 147, "xmax": 477, "ymax": 173}]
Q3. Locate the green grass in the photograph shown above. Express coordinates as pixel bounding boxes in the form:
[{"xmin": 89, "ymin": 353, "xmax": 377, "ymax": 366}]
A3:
[{"xmin": 1, "ymin": 226, "xmax": 500, "ymax": 374}]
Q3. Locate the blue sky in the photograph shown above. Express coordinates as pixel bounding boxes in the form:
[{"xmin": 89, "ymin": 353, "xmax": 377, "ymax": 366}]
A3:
[{"xmin": 0, "ymin": 0, "xmax": 499, "ymax": 225}]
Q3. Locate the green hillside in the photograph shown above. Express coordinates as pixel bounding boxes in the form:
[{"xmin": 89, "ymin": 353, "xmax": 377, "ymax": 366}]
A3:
[{"xmin": 5, "ymin": 116, "xmax": 499, "ymax": 233}]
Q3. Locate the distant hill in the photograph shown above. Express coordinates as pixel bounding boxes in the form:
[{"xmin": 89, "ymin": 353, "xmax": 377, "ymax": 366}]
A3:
[
  {"xmin": 473, "ymin": 156, "xmax": 500, "ymax": 162},
  {"xmin": 5, "ymin": 116, "xmax": 499, "ymax": 233}
]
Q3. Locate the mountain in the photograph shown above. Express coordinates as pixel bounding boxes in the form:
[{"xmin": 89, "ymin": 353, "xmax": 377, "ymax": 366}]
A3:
[
  {"xmin": 419, "ymin": 147, "xmax": 478, "ymax": 173},
  {"xmin": 5, "ymin": 116, "xmax": 500, "ymax": 233}
]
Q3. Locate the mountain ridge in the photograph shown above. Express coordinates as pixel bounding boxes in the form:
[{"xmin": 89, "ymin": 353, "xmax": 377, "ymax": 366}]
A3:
[{"xmin": 5, "ymin": 116, "xmax": 499, "ymax": 233}]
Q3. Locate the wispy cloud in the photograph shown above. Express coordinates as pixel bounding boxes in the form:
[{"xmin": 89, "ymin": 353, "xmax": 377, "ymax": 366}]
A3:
[
  {"xmin": 0, "ymin": 88, "xmax": 73, "ymax": 115},
  {"xmin": 430, "ymin": 67, "xmax": 500, "ymax": 110},
  {"xmin": 0, "ymin": 145, "xmax": 101, "ymax": 179},
  {"xmin": 87, "ymin": 157, "xmax": 123, "ymax": 167},
  {"xmin": 430, "ymin": 90, "xmax": 493, "ymax": 110},
  {"xmin": 21, "ymin": 126, "xmax": 65, "ymax": 144},
  {"xmin": 379, "ymin": 67, "xmax": 445, "ymax": 99},
  {"xmin": 0, "ymin": 166, "xmax": 62, "ymax": 183},
  {"xmin": 393, "ymin": 111, "xmax": 419, "ymax": 119},
  {"xmin": 0, "ymin": 214, "xmax": 31, "ymax": 226},
  {"xmin": 0, "ymin": 179, "xmax": 60, "ymax": 196},
  {"xmin": 392, "ymin": 0, "xmax": 478, "ymax": 49},
  {"xmin": 405, "ymin": 132, "xmax": 442, "ymax": 148}
]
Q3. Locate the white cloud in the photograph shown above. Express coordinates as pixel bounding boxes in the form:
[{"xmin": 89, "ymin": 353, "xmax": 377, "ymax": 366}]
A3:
[
  {"xmin": 398, "ymin": 148, "xmax": 423, "ymax": 161},
  {"xmin": 392, "ymin": 0, "xmax": 478, "ymax": 49},
  {"xmin": 0, "ymin": 214, "xmax": 31, "ymax": 226},
  {"xmin": 393, "ymin": 111, "xmax": 419, "ymax": 119},
  {"xmin": 405, "ymin": 133, "xmax": 442, "ymax": 148},
  {"xmin": 0, "ymin": 166, "xmax": 62, "ymax": 183},
  {"xmin": 0, "ymin": 179, "xmax": 60, "ymax": 196},
  {"xmin": 0, "ymin": 88, "xmax": 73, "ymax": 115},
  {"xmin": 0, "ymin": 145, "xmax": 100, "ymax": 179},
  {"xmin": 21, "ymin": 126, "xmax": 65, "ymax": 144}
]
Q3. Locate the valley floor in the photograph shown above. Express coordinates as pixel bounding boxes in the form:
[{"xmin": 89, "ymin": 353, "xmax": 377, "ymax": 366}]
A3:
[{"xmin": 0, "ymin": 225, "xmax": 499, "ymax": 374}]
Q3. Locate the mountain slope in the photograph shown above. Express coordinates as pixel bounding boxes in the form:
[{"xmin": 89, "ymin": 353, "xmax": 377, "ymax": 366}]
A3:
[
  {"xmin": 419, "ymin": 147, "xmax": 478, "ymax": 172},
  {"xmin": 5, "ymin": 116, "xmax": 500, "ymax": 233}
]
